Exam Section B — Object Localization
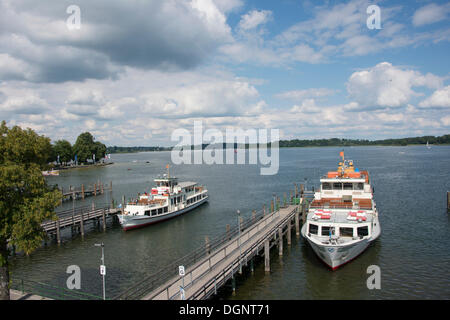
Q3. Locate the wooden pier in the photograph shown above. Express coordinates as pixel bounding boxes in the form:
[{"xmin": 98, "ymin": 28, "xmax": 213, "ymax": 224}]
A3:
[
  {"xmin": 447, "ymin": 191, "xmax": 450, "ymax": 213},
  {"xmin": 60, "ymin": 181, "xmax": 112, "ymax": 202},
  {"xmin": 116, "ymin": 187, "xmax": 314, "ymax": 300},
  {"xmin": 41, "ymin": 204, "xmax": 120, "ymax": 243}
]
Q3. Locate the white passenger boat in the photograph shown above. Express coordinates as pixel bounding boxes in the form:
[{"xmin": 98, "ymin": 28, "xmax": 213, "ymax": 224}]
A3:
[
  {"xmin": 301, "ymin": 152, "xmax": 380, "ymax": 270},
  {"xmin": 117, "ymin": 166, "xmax": 208, "ymax": 231}
]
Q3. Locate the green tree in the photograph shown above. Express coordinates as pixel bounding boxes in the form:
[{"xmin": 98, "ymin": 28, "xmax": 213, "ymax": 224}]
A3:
[
  {"xmin": 53, "ymin": 140, "xmax": 73, "ymax": 165},
  {"xmin": 73, "ymin": 132, "xmax": 95, "ymax": 163},
  {"xmin": 0, "ymin": 121, "xmax": 61, "ymax": 300}
]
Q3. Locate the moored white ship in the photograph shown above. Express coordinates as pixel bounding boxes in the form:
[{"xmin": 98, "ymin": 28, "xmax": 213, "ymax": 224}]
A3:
[
  {"xmin": 117, "ymin": 166, "xmax": 208, "ymax": 231},
  {"xmin": 301, "ymin": 152, "xmax": 380, "ymax": 270}
]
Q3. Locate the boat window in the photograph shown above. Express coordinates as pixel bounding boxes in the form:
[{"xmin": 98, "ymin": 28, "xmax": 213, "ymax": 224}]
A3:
[
  {"xmin": 144, "ymin": 210, "xmax": 150, "ymax": 216},
  {"xmin": 321, "ymin": 226, "xmax": 333, "ymax": 236},
  {"xmin": 322, "ymin": 183, "xmax": 331, "ymax": 190},
  {"xmin": 309, "ymin": 223, "xmax": 318, "ymax": 235},
  {"xmin": 333, "ymin": 183, "xmax": 342, "ymax": 189},
  {"xmin": 343, "ymin": 183, "xmax": 353, "ymax": 190},
  {"xmin": 151, "ymin": 210, "xmax": 157, "ymax": 216},
  {"xmin": 355, "ymin": 183, "xmax": 364, "ymax": 190},
  {"xmin": 340, "ymin": 227, "xmax": 354, "ymax": 237},
  {"xmin": 164, "ymin": 206, "xmax": 168, "ymax": 213},
  {"xmin": 158, "ymin": 208, "xmax": 163, "ymax": 215},
  {"xmin": 357, "ymin": 226, "xmax": 369, "ymax": 237}
]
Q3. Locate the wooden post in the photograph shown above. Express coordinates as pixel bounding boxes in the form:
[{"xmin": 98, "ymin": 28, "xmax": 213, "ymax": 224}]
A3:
[
  {"xmin": 300, "ymin": 184, "xmax": 304, "ymax": 196},
  {"xmin": 81, "ymin": 184, "xmax": 85, "ymax": 199},
  {"xmin": 295, "ymin": 183, "xmax": 298, "ymax": 197},
  {"xmin": 283, "ymin": 192, "xmax": 287, "ymax": 207},
  {"xmin": 263, "ymin": 204, "xmax": 266, "ymax": 217},
  {"xmin": 270, "ymin": 200, "xmax": 274, "ymax": 213},
  {"xmin": 205, "ymin": 236, "xmax": 210, "ymax": 255},
  {"xmin": 264, "ymin": 239, "xmax": 270, "ymax": 272},
  {"xmin": 101, "ymin": 183, "xmax": 104, "ymax": 194},
  {"xmin": 226, "ymin": 224, "xmax": 230, "ymax": 240},
  {"xmin": 278, "ymin": 227, "xmax": 283, "ymax": 256},
  {"xmin": 295, "ymin": 210, "xmax": 300, "ymax": 237},
  {"xmin": 289, "ymin": 190, "xmax": 293, "ymax": 205},
  {"xmin": 102, "ymin": 208, "xmax": 106, "ymax": 232},
  {"xmin": 56, "ymin": 220, "xmax": 61, "ymax": 244},
  {"xmin": 94, "ymin": 183, "xmax": 97, "ymax": 196},
  {"xmin": 110, "ymin": 181, "xmax": 113, "ymax": 191},
  {"xmin": 287, "ymin": 220, "xmax": 292, "ymax": 245},
  {"xmin": 80, "ymin": 212, "xmax": 85, "ymax": 237},
  {"xmin": 447, "ymin": 191, "xmax": 450, "ymax": 213},
  {"xmin": 92, "ymin": 201, "xmax": 95, "ymax": 211}
]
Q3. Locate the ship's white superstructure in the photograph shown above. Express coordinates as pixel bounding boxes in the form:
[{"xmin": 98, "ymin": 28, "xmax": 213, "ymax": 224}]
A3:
[
  {"xmin": 301, "ymin": 152, "xmax": 380, "ymax": 270},
  {"xmin": 117, "ymin": 166, "xmax": 208, "ymax": 230}
]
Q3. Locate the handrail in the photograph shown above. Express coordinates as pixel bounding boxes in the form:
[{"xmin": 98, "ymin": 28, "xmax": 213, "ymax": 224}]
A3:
[
  {"xmin": 188, "ymin": 206, "xmax": 297, "ymax": 300},
  {"xmin": 114, "ymin": 205, "xmax": 282, "ymax": 300}
]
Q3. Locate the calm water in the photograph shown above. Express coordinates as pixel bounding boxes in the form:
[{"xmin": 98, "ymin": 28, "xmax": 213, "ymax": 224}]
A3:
[{"xmin": 9, "ymin": 146, "xmax": 450, "ymax": 299}]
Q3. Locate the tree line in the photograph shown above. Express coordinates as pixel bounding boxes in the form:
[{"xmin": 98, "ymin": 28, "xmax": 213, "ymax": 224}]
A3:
[
  {"xmin": 52, "ymin": 132, "xmax": 106, "ymax": 165},
  {"xmin": 278, "ymin": 134, "xmax": 450, "ymax": 148}
]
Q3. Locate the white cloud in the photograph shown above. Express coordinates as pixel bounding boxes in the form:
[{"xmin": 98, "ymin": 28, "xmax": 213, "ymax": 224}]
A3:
[
  {"xmin": 239, "ymin": 10, "xmax": 272, "ymax": 30},
  {"xmin": 346, "ymin": 62, "xmax": 443, "ymax": 109},
  {"xmin": 413, "ymin": 3, "xmax": 450, "ymax": 27},
  {"xmin": 419, "ymin": 86, "xmax": 450, "ymax": 108},
  {"xmin": 276, "ymin": 88, "xmax": 335, "ymax": 101}
]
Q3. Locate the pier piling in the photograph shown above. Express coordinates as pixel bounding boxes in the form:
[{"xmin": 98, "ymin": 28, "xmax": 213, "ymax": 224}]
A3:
[
  {"xmin": 278, "ymin": 227, "xmax": 283, "ymax": 256},
  {"xmin": 264, "ymin": 240, "xmax": 270, "ymax": 272},
  {"xmin": 102, "ymin": 209, "xmax": 106, "ymax": 231}
]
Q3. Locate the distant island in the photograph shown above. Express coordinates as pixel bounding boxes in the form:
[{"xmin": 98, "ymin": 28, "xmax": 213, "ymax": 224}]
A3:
[{"xmin": 106, "ymin": 134, "xmax": 450, "ymax": 153}]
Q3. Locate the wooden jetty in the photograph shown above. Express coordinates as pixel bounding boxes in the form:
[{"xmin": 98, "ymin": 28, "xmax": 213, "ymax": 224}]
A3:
[
  {"xmin": 60, "ymin": 181, "xmax": 112, "ymax": 202},
  {"xmin": 116, "ymin": 186, "xmax": 314, "ymax": 300},
  {"xmin": 41, "ymin": 203, "xmax": 120, "ymax": 243}
]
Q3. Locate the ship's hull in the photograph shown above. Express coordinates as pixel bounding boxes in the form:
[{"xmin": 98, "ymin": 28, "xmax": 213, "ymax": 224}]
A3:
[
  {"xmin": 118, "ymin": 196, "xmax": 208, "ymax": 231},
  {"xmin": 301, "ymin": 219, "xmax": 380, "ymax": 270}
]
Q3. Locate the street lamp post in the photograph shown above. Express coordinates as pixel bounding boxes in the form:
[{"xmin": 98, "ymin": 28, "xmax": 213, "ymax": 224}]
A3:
[{"xmin": 94, "ymin": 243, "xmax": 106, "ymax": 300}]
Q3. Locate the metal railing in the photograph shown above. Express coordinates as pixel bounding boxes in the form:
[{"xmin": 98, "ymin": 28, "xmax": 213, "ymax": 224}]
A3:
[
  {"xmin": 114, "ymin": 201, "xmax": 295, "ymax": 300},
  {"xmin": 10, "ymin": 277, "xmax": 103, "ymax": 300}
]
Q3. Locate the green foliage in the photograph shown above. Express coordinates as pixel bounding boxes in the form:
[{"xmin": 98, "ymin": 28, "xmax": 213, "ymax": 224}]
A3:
[
  {"xmin": 0, "ymin": 121, "xmax": 61, "ymax": 257},
  {"xmin": 53, "ymin": 140, "xmax": 73, "ymax": 164},
  {"xmin": 106, "ymin": 146, "xmax": 171, "ymax": 154},
  {"xmin": 73, "ymin": 132, "xmax": 106, "ymax": 163},
  {"xmin": 278, "ymin": 134, "xmax": 450, "ymax": 148}
]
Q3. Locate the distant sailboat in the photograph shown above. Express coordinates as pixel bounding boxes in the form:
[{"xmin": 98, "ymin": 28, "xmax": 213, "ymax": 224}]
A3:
[{"xmin": 426, "ymin": 141, "xmax": 431, "ymax": 149}]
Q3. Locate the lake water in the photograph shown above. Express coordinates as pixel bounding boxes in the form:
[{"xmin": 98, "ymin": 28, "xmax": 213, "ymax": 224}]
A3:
[{"xmin": 9, "ymin": 146, "xmax": 450, "ymax": 299}]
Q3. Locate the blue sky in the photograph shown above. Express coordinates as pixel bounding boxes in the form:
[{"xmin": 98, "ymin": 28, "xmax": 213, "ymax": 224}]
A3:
[{"xmin": 0, "ymin": 0, "xmax": 449, "ymax": 146}]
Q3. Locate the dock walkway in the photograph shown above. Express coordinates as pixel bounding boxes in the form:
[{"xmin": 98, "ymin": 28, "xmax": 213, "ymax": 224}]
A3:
[{"xmin": 116, "ymin": 189, "xmax": 313, "ymax": 300}]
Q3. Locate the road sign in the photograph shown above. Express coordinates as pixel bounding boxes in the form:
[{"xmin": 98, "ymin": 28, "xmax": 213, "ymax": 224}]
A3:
[
  {"xmin": 100, "ymin": 265, "xmax": 106, "ymax": 276},
  {"xmin": 179, "ymin": 266, "xmax": 185, "ymax": 277}
]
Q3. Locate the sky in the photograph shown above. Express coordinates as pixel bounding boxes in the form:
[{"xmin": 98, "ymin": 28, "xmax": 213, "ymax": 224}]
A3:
[{"xmin": 0, "ymin": 0, "xmax": 449, "ymax": 146}]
